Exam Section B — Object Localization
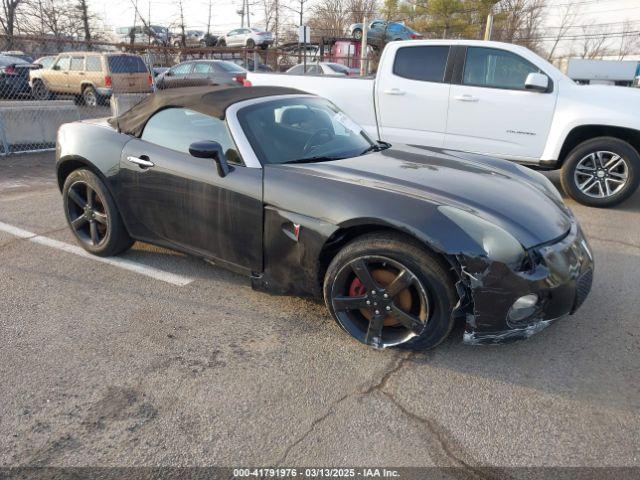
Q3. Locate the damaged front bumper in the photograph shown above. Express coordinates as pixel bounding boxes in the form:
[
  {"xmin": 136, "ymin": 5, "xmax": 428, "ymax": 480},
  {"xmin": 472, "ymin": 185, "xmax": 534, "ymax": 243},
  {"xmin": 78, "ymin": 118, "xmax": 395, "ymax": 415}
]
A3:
[{"xmin": 458, "ymin": 222, "xmax": 594, "ymax": 345}]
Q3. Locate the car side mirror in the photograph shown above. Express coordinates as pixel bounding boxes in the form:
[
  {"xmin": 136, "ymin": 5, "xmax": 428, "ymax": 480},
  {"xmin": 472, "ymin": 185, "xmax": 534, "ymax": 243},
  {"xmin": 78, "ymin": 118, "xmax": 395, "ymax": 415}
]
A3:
[
  {"xmin": 524, "ymin": 72, "xmax": 549, "ymax": 92},
  {"xmin": 52, "ymin": 64, "xmax": 60, "ymax": 71},
  {"xmin": 189, "ymin": 140, "xmax": 232, "ymax": 177}
]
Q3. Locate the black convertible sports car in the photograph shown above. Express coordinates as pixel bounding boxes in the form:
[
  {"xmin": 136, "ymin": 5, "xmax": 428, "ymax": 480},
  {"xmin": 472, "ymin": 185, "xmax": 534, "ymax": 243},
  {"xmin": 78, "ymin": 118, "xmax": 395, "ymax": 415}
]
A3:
[{"xmin": 56, "ymin": 86, "xmax": 594, "ymax": 349}]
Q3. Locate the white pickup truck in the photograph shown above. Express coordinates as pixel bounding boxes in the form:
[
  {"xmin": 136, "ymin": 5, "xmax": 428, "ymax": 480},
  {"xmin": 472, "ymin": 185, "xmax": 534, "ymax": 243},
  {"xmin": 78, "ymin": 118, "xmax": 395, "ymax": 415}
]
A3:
[{"xmin": 247, "ymin": 40, "xmax": 640, "ymax": 207}]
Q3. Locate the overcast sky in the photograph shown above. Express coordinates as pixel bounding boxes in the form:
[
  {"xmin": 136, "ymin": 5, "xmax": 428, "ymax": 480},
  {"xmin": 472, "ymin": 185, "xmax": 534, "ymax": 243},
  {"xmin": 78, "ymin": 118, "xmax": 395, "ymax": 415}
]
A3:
[{"xmin": 94, "ymin": 0, "xmax": 640, "ymax": 55}]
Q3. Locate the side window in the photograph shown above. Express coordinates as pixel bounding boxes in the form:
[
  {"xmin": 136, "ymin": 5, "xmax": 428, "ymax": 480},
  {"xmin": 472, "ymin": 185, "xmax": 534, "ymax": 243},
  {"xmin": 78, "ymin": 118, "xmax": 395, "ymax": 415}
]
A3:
[
  {"xmin": 306, "ymin": 65, "xmax": 321, "ymax": 75},
  {"xmin": 141, "ymin": 108, "xmax": 241, "ymax": 164},
  {"xmin": 193, "ymin": 62, "xmax": 213, "ymax": 74},
  {"xmin": 170, "ymin": 62, "xmax": 192, "ymax": 75},
  {"xmin": 70, "ymin": 57, "xmax": 84, "ymax": 71},
  {"xmin": 393, "ymin": 46, "xmax": 449, "ymax": 83},
  {"xmin": 288, "ymin": 65, "xmax": 303, "ymax": 74},
  {"xmin": 463, "ymin": 47, "xmax": 541, "ymax": 90},
  {"xmin": 86, "ymin": 56, "xmax": 102, "ymax": 72},
  {"xmin": 55, "ymin": 56, "xmax": 71, "ymax": 71}
]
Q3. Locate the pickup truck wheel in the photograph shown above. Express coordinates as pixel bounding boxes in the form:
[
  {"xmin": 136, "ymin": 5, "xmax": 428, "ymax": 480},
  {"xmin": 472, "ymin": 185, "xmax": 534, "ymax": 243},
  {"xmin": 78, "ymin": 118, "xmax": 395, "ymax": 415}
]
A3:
[
  {"xmin": 63, "ymin": 169, "xmax": 133, "ymax": 256},
  {"xmin": 561, "ymin": 137, "xmax": 639, "ymax": 207},
  {"xmin": 353, "ymin": 28, "xmax": 363, "ymax": 40},
  {"xmin": 324, "ymin": 232, "xmax": 456, "ymax": 351}
]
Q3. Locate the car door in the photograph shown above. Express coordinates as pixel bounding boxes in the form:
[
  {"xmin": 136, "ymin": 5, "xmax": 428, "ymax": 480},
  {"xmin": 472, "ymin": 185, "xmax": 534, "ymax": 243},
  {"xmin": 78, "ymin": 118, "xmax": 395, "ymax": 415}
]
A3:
[
  {"xmin": 118, "ymin": 107, "xmax": 263, "ymax": 272},
  {"xmin": 162, "ymin": 62, "xmax": 193, "ymax": 88},
  {"xmin": 376, "ymin": 45, "xmax": 452, "ymax": 147},
  {"xmin": 49, "ymin": 55, "xmax": 71, "ymax": 93},
  {"xmin": 68, "ymin": 55, "xmax": 84, "ymax": 94},
  {"xmin": 445, "ymin": 46, "xmax": 557, "ymax": 160},
  {"xmin": 227, "ymin": 29, "xmax": 241, "ymax": 46}
]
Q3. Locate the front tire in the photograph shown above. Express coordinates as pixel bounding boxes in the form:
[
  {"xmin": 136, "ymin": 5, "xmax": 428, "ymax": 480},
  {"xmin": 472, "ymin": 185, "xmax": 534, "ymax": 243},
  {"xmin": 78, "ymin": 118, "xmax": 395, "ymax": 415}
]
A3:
[
  {"xmin": 32, "ymin": 80, "xmax": 51, "ymax": 100},
  {"xmin": 560, "ymin": 137, "xmax": 639, "ymax": 207},
  {"xmin": 324, "ymin": 232, "xmax": 457, "ymax": 350},
  {"xmin": 246, "ymin": 39, "xmax": 255, "ymax": 48},
  {"xmin": 353, "ymin": 28, "xmax": 363, "ymax": 41},
  {"xmin": 63, "ymin": 169, "xmax": 133, "ymax": 256}
]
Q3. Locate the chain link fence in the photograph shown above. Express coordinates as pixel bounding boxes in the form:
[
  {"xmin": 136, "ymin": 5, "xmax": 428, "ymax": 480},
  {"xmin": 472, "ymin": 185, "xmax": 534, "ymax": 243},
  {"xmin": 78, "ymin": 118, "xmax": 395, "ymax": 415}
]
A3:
[{"xmin": 0, "ymin": 34, "xmax": 375, "ymax": 155}]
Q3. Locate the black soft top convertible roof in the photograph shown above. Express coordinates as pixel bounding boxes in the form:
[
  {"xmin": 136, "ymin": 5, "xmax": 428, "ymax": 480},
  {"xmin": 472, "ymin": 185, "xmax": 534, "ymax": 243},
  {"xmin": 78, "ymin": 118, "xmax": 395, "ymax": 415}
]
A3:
[{"xmin": 108, "ymin": 85, "xmax": 306, "ymax": 137}]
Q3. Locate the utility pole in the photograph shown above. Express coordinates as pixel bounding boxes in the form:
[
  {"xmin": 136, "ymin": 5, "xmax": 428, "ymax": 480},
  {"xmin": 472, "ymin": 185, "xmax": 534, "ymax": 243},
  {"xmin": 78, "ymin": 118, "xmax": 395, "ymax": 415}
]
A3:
[
  {"xmin": 274, "ymin": 0, "xmax": 279, "ymax": 45},
  {"xmin": 484, "ymin": 12, "xmax": 493, "ymax": 40},
  {"xmin": 360, "ymin": 16, "xmax": 368, "ymax": 76},
  {"xmin": 207, "ymin": 0, "xmax": 212, "ymax": 35},
  {"xmin": 147, "ymin": 0, "xmax": 151, "ymax": 45},
  {"xmin": 239, "ymin": 0, "xmax": 245, "ymax": 27},
  {"xmin": 246, "ymin": 0, "xmax": 251, "ymax": 28}
]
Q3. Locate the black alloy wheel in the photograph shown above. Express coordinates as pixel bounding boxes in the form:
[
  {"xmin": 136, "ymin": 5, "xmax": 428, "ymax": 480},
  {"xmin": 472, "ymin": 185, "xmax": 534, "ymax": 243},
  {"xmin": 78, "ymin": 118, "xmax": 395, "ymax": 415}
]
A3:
[
  {"xmin": 324, "ymin": 232, "xmax": 456, "ymax": 350},
  {"xmin": 32, "ymin": 80, "xmax": 51, "ymax": 100},
  {"xmin": 82, "ymin": 85, "xmax": 98, "ymax": 107},
  {"xmin": 63, "ymin": 169, "xmax": 133, "ymax": 256}
]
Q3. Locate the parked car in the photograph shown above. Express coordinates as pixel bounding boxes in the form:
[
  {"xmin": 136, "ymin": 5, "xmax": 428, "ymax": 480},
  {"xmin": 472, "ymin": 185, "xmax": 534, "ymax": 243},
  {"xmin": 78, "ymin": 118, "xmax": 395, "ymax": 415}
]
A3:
[
  {"xmin": 55, "ymin": 85, "xmax": 593, "ymax": 349},
  {"xmin": 34, "ymin": 55, "xmax": 56, "ymax": 69},
  {"xmin": 349, "ymin": 20, "xmax": 423, "ymax": 48},
  {"xmin": 171, "ymin": 30, "xmax": 218, "ymax": 47},
  {"xmin": 248, "ymin": 39, "xmax": 640, "ymax": 207},
  {"xmin": 155, "ymin": 60, "xmax": 246, "ymax": 89},
  {"xmin": 217, "ymin": 27, "xmax": 273, "ymax": 49},
  {"xmin": 115, "ymin": 25, "xmax": 170, "ymax": 45},
  {"xmin": 0, "ymin": 55, "xmax": 40, "ymax": 98},
  {"xmin": 1, "ymin": 50, "xmax": 34, "ymax": 63},
  {"xmin": 230, "ymin": 58, "xmax": 273, "ymax": 72},
  {"xmin": 286, "ymin": 62, "xmax": 356, "ymax": 76},
  {"xmin": 30, "ymin": 52, "xmax": 152, "ymax": 106}
]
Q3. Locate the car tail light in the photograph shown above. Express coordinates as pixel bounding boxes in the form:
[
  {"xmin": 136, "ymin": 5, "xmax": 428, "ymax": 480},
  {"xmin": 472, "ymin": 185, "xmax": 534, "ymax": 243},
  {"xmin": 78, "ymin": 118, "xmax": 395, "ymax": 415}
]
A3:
[
  {"xmin": 105, "ymin": 75, "xmax": 112, "ymax": 87},
  {"xmin": 233, "ymin": 75, "xmax": 246, "ymax": 85},
  {"xmin": 410, "ymin": 34, "xmax": 423, "ymax": 39},
  {"xmin": 147, "ymin": 74, "xmax": 153, "ymax": 86},
  {"xmin": 2, "ymin": 65, "xmax": 16, "ymax": 75},
  {"xmin": 258, "ymin": 32, "xmax": 268, "ymax": 36},
  {"xmin": 242, "ymin": 78, "xmax": 253, "ymax": 87}
]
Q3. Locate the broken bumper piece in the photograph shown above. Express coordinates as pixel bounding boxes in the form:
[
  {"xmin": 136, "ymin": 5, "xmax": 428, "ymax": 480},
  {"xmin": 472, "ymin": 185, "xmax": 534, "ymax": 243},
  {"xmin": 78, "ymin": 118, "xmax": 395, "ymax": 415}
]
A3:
[{"xmin": 460, "ymin": 222, "xmax": 594, "ymax": 345}]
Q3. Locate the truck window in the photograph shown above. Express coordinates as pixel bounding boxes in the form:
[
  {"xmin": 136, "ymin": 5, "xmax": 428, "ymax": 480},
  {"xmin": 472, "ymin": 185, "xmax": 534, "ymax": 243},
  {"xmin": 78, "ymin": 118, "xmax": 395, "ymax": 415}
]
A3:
[
  {"xmin": 86, "ymin": 56, "xmax": 102, "ymax": 72},
  {"xmin": 463, "ymin": 47, "xmax": 540, "ymax": 90},
  {"xmin": 392, "ymin": 46, "xmax": 449, "ymax": 83},
  {"xmin": 107, "ymin": 55, "xmax": 147, "ymax": 73},
  {"xmin": 70, "ymin": 57, "xmax": 84, "ymax": 71}
]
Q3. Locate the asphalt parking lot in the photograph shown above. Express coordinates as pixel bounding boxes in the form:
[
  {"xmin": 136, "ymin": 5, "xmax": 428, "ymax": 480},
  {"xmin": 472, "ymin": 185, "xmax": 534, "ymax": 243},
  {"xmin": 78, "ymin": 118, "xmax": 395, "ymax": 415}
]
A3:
[{"xmin": 0, "ymin": 152, "xmax": 638, "ymax": 469}]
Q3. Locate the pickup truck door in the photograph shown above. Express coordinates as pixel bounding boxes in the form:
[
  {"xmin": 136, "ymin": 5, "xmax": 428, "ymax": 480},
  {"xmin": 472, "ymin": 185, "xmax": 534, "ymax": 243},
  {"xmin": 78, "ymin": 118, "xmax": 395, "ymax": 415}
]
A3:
[
  {"xmin": 445, "ymin": 46, "xmax": 557, "ymax": 161},
  {"xmin": 376, "ymin": 45, "xmax": 452, "ymax": 147},
  {"xmin": 118, "ymin": 107, "xmax": 263, "ymax": 273}
]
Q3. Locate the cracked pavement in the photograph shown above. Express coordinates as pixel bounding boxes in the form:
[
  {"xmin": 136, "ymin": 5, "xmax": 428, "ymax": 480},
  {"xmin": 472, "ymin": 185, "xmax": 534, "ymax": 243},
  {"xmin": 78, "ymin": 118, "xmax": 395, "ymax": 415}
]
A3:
[{"xmin": 0, "ymin": 154, "xmax": 639, "ymax": 467}]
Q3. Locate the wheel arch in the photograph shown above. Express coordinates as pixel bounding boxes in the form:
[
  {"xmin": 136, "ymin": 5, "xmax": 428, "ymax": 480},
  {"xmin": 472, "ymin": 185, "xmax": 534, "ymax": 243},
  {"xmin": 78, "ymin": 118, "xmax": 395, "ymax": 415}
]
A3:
[
  {"xmin": 558, "ymin": 125, "xmax": 640, "ymax": 165},
  {"xmin": 317, "ymin": 221, "xmax": 460, "ymax": 293},
  {"xmin": 57, "ymin": 155, "xmax": 112, "ymax": 195},
  {"xmin": 80, "ymin": 81, "xmax": 97, "ymax": 92}
]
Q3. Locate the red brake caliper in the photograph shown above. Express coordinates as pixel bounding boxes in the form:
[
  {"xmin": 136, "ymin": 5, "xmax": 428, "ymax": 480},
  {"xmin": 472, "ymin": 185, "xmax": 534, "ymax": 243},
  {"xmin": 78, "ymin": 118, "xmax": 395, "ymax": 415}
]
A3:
[{"xmin": 349, "ymin": 278, "xmax": 366, "ymax": 297}]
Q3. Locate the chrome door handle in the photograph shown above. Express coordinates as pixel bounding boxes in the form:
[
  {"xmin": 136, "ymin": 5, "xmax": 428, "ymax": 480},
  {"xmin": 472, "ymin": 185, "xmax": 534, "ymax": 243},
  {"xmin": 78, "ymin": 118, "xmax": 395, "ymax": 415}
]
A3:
[
  {"xmin": 384, "ymin": 88, "xmax": 405, "ymax": 95},
  {"xmin": 127, "ymin": 156, "xmax": 155, "ymax": 168},
  {"xmin": 454, "ymin": 94, "xmax": 478, "ymax": 102}
]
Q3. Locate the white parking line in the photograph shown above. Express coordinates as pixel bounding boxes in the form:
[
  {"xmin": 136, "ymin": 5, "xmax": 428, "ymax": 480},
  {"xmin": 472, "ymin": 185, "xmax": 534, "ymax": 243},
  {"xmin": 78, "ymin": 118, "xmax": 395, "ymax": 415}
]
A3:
[{"xmin": 0, "ymin": 221, "xmax": 194, "ymax": 286}]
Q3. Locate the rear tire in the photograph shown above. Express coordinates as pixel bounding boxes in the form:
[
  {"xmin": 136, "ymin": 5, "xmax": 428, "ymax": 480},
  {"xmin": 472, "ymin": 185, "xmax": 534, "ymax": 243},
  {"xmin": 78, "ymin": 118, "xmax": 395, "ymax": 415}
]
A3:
[
  {"xmin": 323, "ymin": 232, "xmax": 457, "ymax": 350},
  {"xmin": 353, "ymin": 28, "xmax": 363, "ymax": 40},
  {"xmin": 217, "ymin": 38, "xmax": 226, "ymax": 47},
  {"xmin": 63, "ymin": 169, "xmax": 133, "ymax": 257},
  {"xmin": 560, "ymin": 136, "xmax": 639, "ymax": 207},
  {"xmin": 82, "ymin": 85, "xmax": 99, "ymax": 108},
  {"xmin": 246, "ymin": 39, "xmax": 255, "ymax": 48}
]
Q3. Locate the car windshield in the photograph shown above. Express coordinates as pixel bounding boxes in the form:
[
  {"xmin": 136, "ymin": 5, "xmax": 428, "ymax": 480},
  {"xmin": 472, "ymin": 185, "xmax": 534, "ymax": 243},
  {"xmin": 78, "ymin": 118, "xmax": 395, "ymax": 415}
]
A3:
[
  {"xmin": 216, "ymin": 61, "xmax": 246, "ymax": 73},
  {"xmin": 237, "ymin": 97, "xmax": 378, "ymax": 165}
]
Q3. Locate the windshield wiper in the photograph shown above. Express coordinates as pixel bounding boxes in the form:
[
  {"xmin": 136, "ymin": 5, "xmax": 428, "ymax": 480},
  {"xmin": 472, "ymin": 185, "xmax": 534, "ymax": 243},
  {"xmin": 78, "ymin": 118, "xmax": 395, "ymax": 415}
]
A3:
[
  {"xmin": 284, "ymin": 156, "xmax": 345, "ymax": 164},
  {"xmin": 359, "ymin": 141, "xmax": 391, "ymax": 156}
]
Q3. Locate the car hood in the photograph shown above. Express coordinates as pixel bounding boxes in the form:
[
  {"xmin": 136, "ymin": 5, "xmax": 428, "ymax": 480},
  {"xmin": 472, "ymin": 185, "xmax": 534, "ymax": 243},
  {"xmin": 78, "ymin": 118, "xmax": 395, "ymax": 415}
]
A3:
[{"xmin": 289, "ymin": 145, "xmax": 572, "ymax": 249}]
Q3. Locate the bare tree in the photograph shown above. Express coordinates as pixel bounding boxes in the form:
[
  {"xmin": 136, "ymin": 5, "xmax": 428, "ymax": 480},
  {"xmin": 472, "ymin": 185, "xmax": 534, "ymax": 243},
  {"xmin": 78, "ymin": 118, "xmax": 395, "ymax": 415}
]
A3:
[
  {"xmin": 546, "ymin": 2, "xmax": 578, "ymax": 61},
  {"xmin": 308, "ymin": 0, "xmax": 348, "ymax": 37},
  {"xmin": 75, "ymin": 0, "xmax": 91, "ymax": 45},
  {"xmin": 617, "ymin": 20, "xmax": 640, "ymax": 60},
  {"xmin": 0, "ymin": 0, "xmax": 25, "ymax": 48},
  {"xmin": 579, "ymin": 25, "xmax": 609, "ymax": 59}
]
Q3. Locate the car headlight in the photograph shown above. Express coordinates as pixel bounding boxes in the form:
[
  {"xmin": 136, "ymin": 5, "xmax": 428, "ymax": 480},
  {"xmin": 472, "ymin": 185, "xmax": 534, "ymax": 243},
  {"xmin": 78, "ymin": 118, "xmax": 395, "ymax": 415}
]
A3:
[{"xmin": 439, "ymin": 206, "xmax": 525, "ymax": 266}]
